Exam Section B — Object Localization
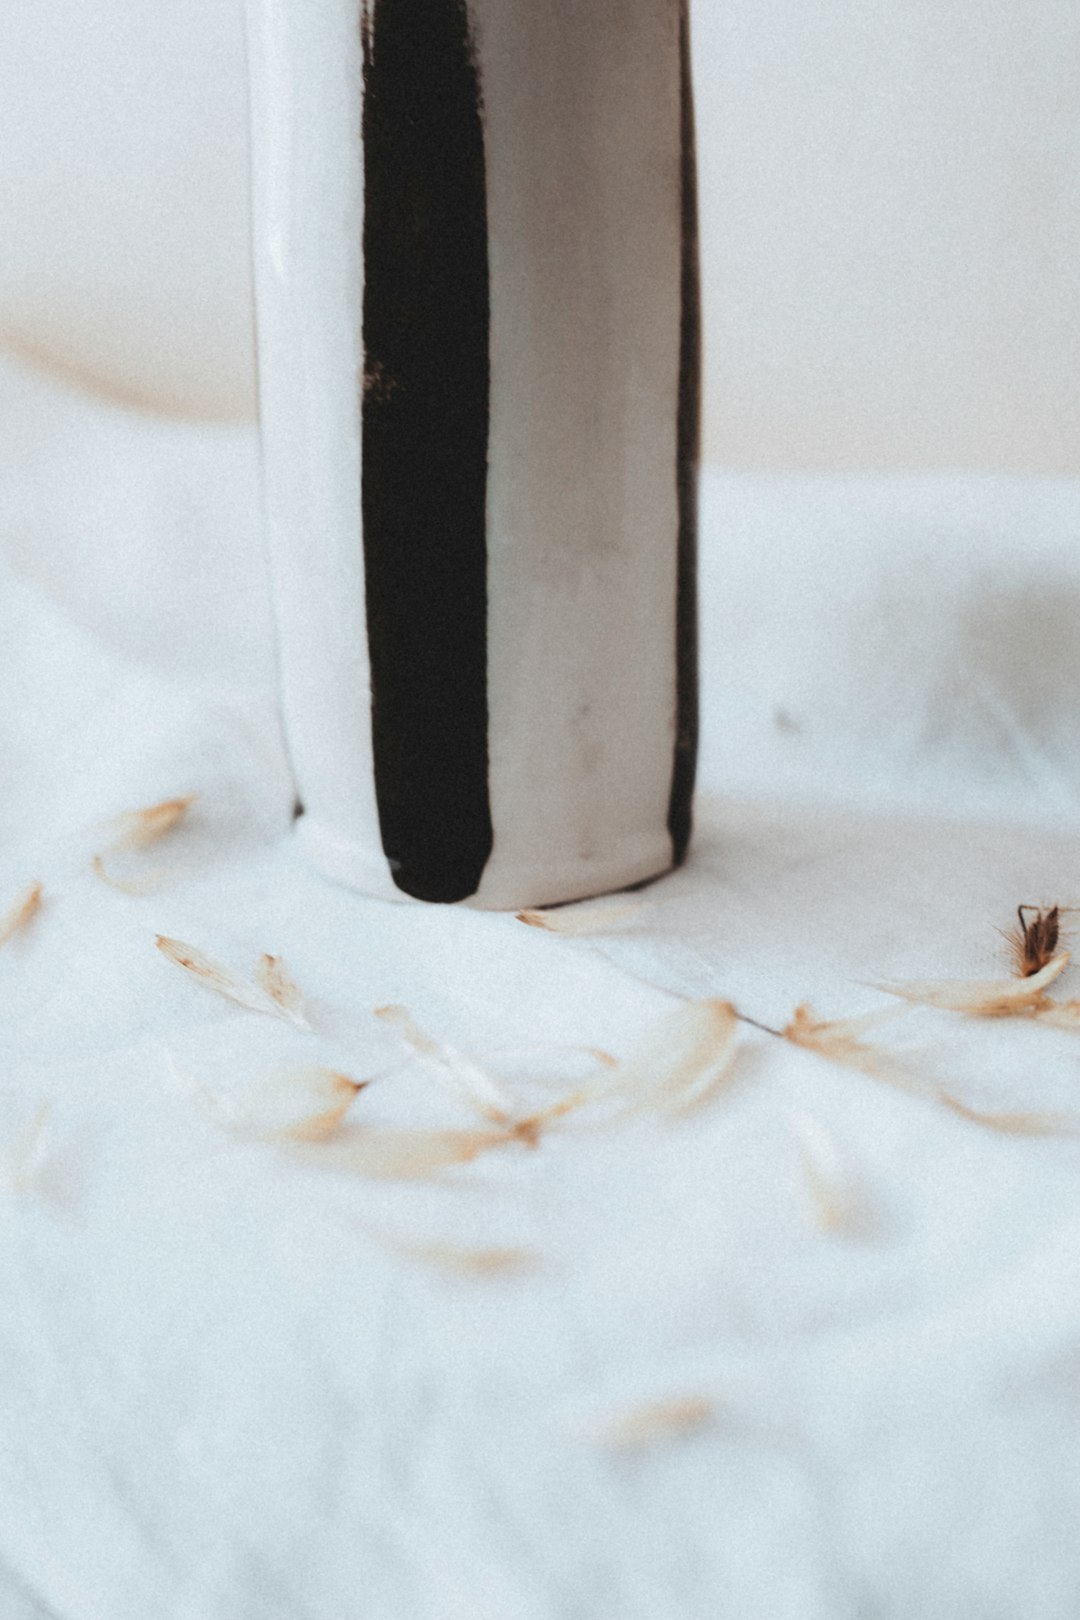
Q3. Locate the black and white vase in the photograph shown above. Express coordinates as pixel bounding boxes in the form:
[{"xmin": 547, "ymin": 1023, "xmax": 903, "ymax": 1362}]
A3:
[{"xmin": 246, "ymin": 0, "xmax": 700, "ymax": 909}]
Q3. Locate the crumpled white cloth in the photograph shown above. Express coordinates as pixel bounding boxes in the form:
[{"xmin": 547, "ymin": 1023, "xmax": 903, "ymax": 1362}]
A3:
[{"xmin": 2, "ymin": 348, "xmax": 1080, "ymax": 1620}]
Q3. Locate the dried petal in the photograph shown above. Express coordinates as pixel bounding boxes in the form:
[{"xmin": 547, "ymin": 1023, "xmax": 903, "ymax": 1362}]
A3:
[
  {"xmin": 581, "ymin": 1395, "xmax": 715, "ymax": 1450},
  {"xmin": 516, "ymin": 902, "xmax": 643, "ymax": 937},
  {"xmin": 6, "ymin": 1101, "xmax": 52, "ymax": 1194},
  {"xmin": 156, "ymin": 936, "xmax": 309, "ymax": 1027},
  {"xmin": 375, "ymin": 1004, "xmax": 514, "ymax": 1121},
  {"xmin": 784, "ymin": 1004, "xmax": 923, "ymax": 1092},
  {"xmin": 295, "ymin": 1124, "xmax": 514, "ymax": 1180},
  {"xmin": 391, "ymin": 1240, "xmax": 538, "ymax": 1277},
  {"xmin": 262, "ymin": 1067, "xmax": 365, "ymax": 1141},
  {"xmin": 169, "ymin": 1055, "xmax": 364, "ymax": 1140},
  {"xmin": 110, "ymin": 794, "xmax": 197, "ymax": 852},
  {"xmin": 874, "ymin": 952, "xmax": 1069, "ymax": 1018},
  {"xmin": 0, "ymin": 882, "xmax": 42, "ymax": 949},
  {"xmin": 91, "ymin": 854, "xmax": 161, "ymax": 895},
  {"xmin": 92, "ymin": 796, "xmax": 196, "ymax": 892},
  {"xmin": 256, "ymin": 954, "xmax": 311, "ymax": 1030},
  {"xmin": 587, "ymin": 999, "xmax": 740, "ymax": 1115},
  {"xmin": 790, "ymin": 1111, "xmax": 860, "ymax": 1233},
  {"xmin": 937, "ymin": 1092, "xmax": 1080, "ymax": 1137}
]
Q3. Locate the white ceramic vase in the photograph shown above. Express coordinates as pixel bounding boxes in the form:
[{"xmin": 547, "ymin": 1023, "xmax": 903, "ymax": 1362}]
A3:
[{"xmin": 246, "ymin": 0, "xmax": 699, "ymax": 909}]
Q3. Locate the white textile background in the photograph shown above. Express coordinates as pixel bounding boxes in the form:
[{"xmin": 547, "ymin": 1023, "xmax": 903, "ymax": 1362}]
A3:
[{"xmin": 2, "ymin": 349, "xmax": 1080, "ymax": 1618}]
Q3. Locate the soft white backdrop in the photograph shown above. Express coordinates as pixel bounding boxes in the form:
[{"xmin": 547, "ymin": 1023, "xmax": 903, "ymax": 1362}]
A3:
[
  {"xmin": 2, "ymin": 0, "xmax": 1079, "ymax": 467},
  {"xmin": 5, "ymin": 8, "xmax": 1080, "ymax": 1618}
]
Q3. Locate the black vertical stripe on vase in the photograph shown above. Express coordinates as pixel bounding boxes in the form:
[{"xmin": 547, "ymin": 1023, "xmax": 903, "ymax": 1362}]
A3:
[
  {"xmin": 668, "ymin": 0, "xmax": 701, "ymax": 868},
  {"xmin": 361, "ymin": 0, "xmax": 494, "ymax": 902}
]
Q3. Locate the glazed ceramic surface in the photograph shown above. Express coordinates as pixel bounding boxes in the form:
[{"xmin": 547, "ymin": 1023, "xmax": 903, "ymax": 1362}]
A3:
[{"xmin": 247, "ymin": 0, "xmax": 699, "ymax": 908}]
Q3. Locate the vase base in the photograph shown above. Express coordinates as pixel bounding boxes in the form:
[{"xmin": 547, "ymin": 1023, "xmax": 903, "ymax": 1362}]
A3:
[{"xmin": 293, "ymin": 814, "xmax": 677, "ymax": 913}]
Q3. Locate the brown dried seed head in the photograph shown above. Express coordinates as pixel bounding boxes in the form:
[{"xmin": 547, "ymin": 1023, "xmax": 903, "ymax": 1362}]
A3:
[{"xmin": 1005, "ymin": 905, "xmax": 1062, "ymax": 978}]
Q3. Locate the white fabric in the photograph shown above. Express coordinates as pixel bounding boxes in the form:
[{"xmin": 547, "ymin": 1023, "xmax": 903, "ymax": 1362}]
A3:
[{"xmin": 2, "ymin": 348, "xmax": 1080, "ymax": 1619}]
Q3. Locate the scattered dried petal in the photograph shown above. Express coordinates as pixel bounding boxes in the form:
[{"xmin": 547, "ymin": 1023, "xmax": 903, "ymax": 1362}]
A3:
[
  {"xmin": 91, "ymin": 854, "xmax": 161, "ymax": 895},
  {"xmin": 581, "ymin": 1395, "xmax": 716, "ymax": 1450},
  {"xmin": 375, "ymin": 1004, "xmax": 514, "ymax": 1121},
  {"xmin": 92, "ymin": 796, "xmax": 196, "ymax": 893},
  {"xmin": 110, "ymin": 794, "xmax": 197, "ymax": 852},
  {"xmin": 6, "ymin": 1101, "xmax": 52, "ymax": 1193},
  {"xmin": 0, "ymin": 882, "xmax": 42, "ymax": 949},
  {"xmin": 936, "ymin": 1092, "xmax": 1080, "ymax": 1137},
  {"xmin": 784, "ymin": 1004, "xmax": 924, "ymax": 1092},
  {"xmin": 263, "ymin": 1067, "xmax": 365, "ymax": 1142},
  {"xmin": 516, "ymin": 902, "xmax": 644, "ymax": 937},
  {"xmin": 587, "ymin": 1000, "xmax": 740, "ymax": 1115},
  {"xmin": 874, "ymin": 952, "xmax": 1069, "ymax": 1018},
  {"xmin": 390, "ymin": 1240, "xmax": 538, "ymax": 1277},
  {"xmin": 169, "ymin": 1056, "xmax": 364, "ymax": 1140},
  {"xmin": 167, "ymin": 1054, "xmax": 242, "ymax": 1129},
  {"xmin": 156, "ymin": 936, "xmax": 309, "ymax": 1027},
  {"xmin": 295, "ymin": 1124, "xmax": 515, "ymax": 1180},
  {"xmin": 790, "ymin": 1111, "xmax": 861, "ymax": 1233},
  {"xmin": 256, "ymin": 954, "xmax": 311, "ymax": 1030}
]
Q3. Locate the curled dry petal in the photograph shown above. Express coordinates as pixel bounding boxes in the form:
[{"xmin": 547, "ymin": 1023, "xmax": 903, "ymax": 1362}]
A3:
[
  {"xmin": 580, "ymin": 1395, "xmax": 716, "ymax": 1450},
  {"xmin": 91, "ymin": 854, "xmax": 161, "ymax": 896},
  {"xmin": 588, "ymin": 999, "xmax": 740, "ymax": 1115},
  {"xmin": 156, "ymin": 936, "xmax": 309, "ymax": 1027},
  {"xmin": 0, "ymin": 882, "xmax": 43, "ymax": 949},
  {"xmin": 374, "ymin": 1004, "xmax": 514, "ymax": 1121},
  {"xmin": 93, "ymin": 795, "xmax": 197, "ymax": 890},
  {"xmin": 874, "ymin": 952, "xmax": 1069, "ymax": 1018}
]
